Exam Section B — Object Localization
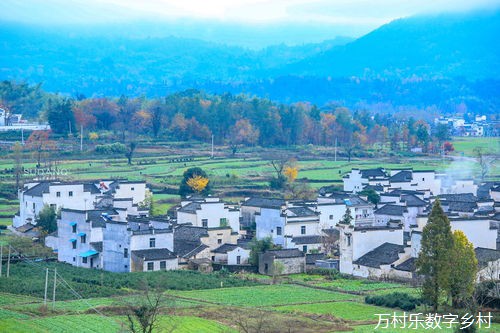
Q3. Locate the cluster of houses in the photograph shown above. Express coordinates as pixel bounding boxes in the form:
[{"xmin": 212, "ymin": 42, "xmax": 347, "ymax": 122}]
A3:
[
  {"xmin": 434, "ymin": 115, "xmax": 499, "ymax": 137},
  {"xmin": 0, "ymin": 106, "xmax": 50, "ymax": 131},
  {"xmin": 11, "ymin": 167, "xmax": 500, "ymax": 281}
]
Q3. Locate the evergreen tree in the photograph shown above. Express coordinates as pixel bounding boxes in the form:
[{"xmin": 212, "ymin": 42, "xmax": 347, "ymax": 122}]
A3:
[
  {"xmin": 449, "ymin": 230, "xmax": 478, "ymax": 308},
  {"xmin": 416, "ymin": 199, "xmax": 454, "ymax": 312},
  {"xmin": 47, "ymin": 98, "xmax": 75, "ymax": 135},
  {"xmin": 339, "ymin": 207, "xmax": 353, "ymax": 225},
  {"xmin": 37, "ymin": 205, "xmax": 57, "ymax": 234}
]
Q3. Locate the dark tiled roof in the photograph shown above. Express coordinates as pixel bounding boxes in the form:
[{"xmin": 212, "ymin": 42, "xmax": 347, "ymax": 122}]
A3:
[
  {"xmin": 344, "ymin": 195, "xmax": 370, "ymax": 206},
  {"xmin": 84, "ymin": 183, "xmax": 101, "ymax": 194},
  {"xmin": 375, "ymin": 204, "xmax": 407, "ymax": 216},
  {"xmin": 306, "ymin": 253, "xmax": 327, "ymax": 265},
  {"xmin": 394, "ymin": 257, "xmax": 416, "ymax": 272},
  {"xmin": 390, "ymin": 171, "xmax": 413, "ymax": 183},
  {"xmin": 90, "ymin": 241, "xmax": 103, "ymax": 252},
  {"xmin": 361, "ymin": 168, "xmax": 388, "ymax": 179},
  {"xmin": 401, "ymin": 194, "xmax": 427, "ymax": 207},
  {"xmin": 477, "ymin": 182, "xmax": 498, "ymax": 200},
  {"xmin": 212, "ymin": 243, "xmax": 240, "ymax": 254},
  {"xmin": 439, "ymin": 193, "xmax": 477, "ymax": 203},
  {"xmin": 178, "ymin": 202, "xmax": 201, "ymax": 214},
  {"xmin": 291, "ymin": 235, "xmax": 323, "ymax": 245},
  {"xmin": 24, "ymin": 182, "xmax": 101, "ymax": 197},
  {"xmin": 265, "ymin": 248, "xmax": 304, "ymax": 258},
  {"xmin": 174, "ymin": 240, "xmax": 208, "ymax": 258},
  {"xmin": 445, "ymin": 201, "xmax": 477, "ymax": 213},
  {"xmin": 475, "ymin": 247, "xmax": 500, "ymax": 268},
  {"xmin": 388, "ymin": 189, "xmax": 425, "ymax": 196},
  {"xmin": 16, "ymin": 223, "xmax": 35, "ymax": 233},
  {"xmin": 23, "ymin": 182, "xmax": 51, "ymax": 197},
  {"xmin": 131, "ymin": 248, "xmax": 177, "ymax": 261},
  {"xmin": 363, "ymin": 184, "xmax": 384, "ymax": 192},
  {"xmin": 237, "ymin": 238, "xmax": 253, "ymax": 249},
  {"xmin": 242, "ymin": 197, "xmax": 285, "ymax": 209},
  {"xmin": 88, "ymin": 209, "xmax": 119, "ymax": 228},
  {"xmin": 353, "ymin": 243, "xmax": 405, "ymax": 268},
  {"xmin": 287, "ymin": 206, "xmax": 318, "ymax": 217},
  {"xmin": 174, "ymin": 225, "xmax": 208, "ymax": 242}
]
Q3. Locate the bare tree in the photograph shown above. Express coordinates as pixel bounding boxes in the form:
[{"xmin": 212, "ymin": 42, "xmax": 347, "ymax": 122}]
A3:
[
  {"xmin": 473, "ymin": 147, "xmax": 492, "ymax": 182},
  {"xmin": 124, "ymin": 285, "xmax": 176, "ymax": 333}
]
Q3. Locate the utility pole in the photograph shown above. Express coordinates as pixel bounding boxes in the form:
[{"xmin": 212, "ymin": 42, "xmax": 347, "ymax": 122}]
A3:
[
  {"xmin": 80, "ymin": 124, "xmax": 83, "ymax": 151},
  {"xmin": 52, "ymin": 268, "xmax": 57, "ymax": 309},
  {"xmin": 21, "ymin": 128, "xmax": 25, "ymax": 145},
  {"xmin": 211, "ymin": 135, "xmax": 214, "ymax": 159},
  {"xmin": 6, "ymin": 246, "xmax": 11, "ymax": 278},
  {"xmin": 334, "ymin": 137, "xmax": 338, "ymax": 162},
  {"xmin": 44, "ymin": 268, "xmax": 49, "ymax": 305}
]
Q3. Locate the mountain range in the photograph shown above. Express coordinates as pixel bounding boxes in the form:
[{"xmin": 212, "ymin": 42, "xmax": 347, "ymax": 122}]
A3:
[{"xmin": 0, "ymin": 10, "xmax": 498, "ymax": 111}]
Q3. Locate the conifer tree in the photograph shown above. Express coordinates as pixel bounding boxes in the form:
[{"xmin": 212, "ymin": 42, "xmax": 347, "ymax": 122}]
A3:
[{"xmin": 416, "ymin": 199, "xmax": 453, "ymax": 312}]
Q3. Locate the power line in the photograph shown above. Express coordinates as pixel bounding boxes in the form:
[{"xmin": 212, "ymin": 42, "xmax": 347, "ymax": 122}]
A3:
[{"xmin": 5, "ymin": 245, "xmax": 126, "ymax": 328}]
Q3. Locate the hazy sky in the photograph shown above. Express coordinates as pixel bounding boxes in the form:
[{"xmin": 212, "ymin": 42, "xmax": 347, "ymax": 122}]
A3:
[{"xmin": 2, "ymin": 0, "xmax": 498, "ymax": 26}]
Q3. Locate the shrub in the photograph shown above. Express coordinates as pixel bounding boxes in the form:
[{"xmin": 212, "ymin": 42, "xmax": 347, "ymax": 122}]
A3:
[
  {"xmin": 365, "ymin": 292, "xmax": 422, "ymax": 311},
  {"xmin": 95, "ymin": 142, "xmax": 127, "ymax": 154}
]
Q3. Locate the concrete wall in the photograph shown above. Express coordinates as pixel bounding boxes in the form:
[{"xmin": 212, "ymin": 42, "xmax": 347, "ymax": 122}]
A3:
[
  {"xmin": 317, "ymin": 203, "xmax": 346, "ymax": 229},
  {"xmin": 102, "ymin": 222, "xmax": 131, "ymax": 272},
  {"xmin": 113, "ymin": 182, "xmax": 146, "ymax": 204},
  {"xmin": 130, "ymin": 231, "xmax": 174, "ymax": 252},
  {"xmin": 227, "ymin": 247, "xmax": 250, "ymax": 265},
  {"xmin": 255, "ymin": 208, "xmax": 286, "ymax": 246},
  {"xmin": 450, "ymin": 219, "xmax": 497, "ymax": 250},
  {"xmin": 57, "ymin": 210, "xmax": 101, "ymax": 269}
]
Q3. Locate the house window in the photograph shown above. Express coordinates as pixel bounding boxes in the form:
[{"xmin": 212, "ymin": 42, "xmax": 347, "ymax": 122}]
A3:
[
  {"xmin": 217, "ymin": 239, "xmax": 222, "ymax": 244},
  {"xmin": 422, "ymin": 178, "xmax": 425, "ymax": 181},
  {"xmin": 72, "ymin": 224, "xmax": 77, "ymax": 233},
  {"xmin": 147, "ymin": 262, "xmax": 154, "ymax": 271},
  {"xmin": 301, "ymin": 226, "xmax": 306, "ymax": 235},
  {"xmin": 303, "ymin": 245, "xmax": 308, "ymax": 253},
  {"xmin": 32, "ymin": 203, "xmax": 35, "ymax": 210},
  {"xmin": 69, "ymin": 191, "xmax": 73, "ymax": 197},
  {"xmin": 149, "ymin": 238, "xmax": 156, "ymax": 248},
  {"xmin": 72, "ymin": 240, "xmax": 77, "ymax": 249},
  {"xmin": 220, "ymin": 218, "xmax": 227, "ymax": 226},
  {"xmin": 124, "ymin": 248, "xmax": 128, "ymax": 258},
  {"xmin": 81, "ymin": 234, "xmax": 86, "ymax": 243},
  {"xmin": 202, "ymin": 219, "xmax": 208, "ymax": 227},
  {"xmin": 347, "ymin": 235, "xmax": 351, "ymax": 246},
  {"xmin": 131, "ymin": 187, "xmax": 135, "ymax": 191},
  {"xmin": 211, "ymin": 256, "xmax": 215, "ymax": 261},
  {"xmin": 276, "ymin": 227, "xmax": 282, "ymax": 236},
  {"xmin": 329, "ymin": 215, "xmax": 333, "ymax": 220},
  {"xmin": 82, "ymin": 257, "xmax": 88, "ymax": 264},
  {"xmin": 160, "ymin": 261, "xmax": 166, "ymax": 270},
  {"xmin": 56, "ymin": 191, "xmax": 61, "ymax": 197},
  {"xmin": 237, "ymin": 256, "xmax": 241, "ymax": 265},
  {"xmin": 73, "ymin": 257, "xmax": 76, "ymax": 262}
]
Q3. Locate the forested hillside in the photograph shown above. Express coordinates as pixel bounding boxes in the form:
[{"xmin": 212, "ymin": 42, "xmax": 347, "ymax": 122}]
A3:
[{"xmin": 0, "ymin": 11, "xmax": 498, "ymax": 113}]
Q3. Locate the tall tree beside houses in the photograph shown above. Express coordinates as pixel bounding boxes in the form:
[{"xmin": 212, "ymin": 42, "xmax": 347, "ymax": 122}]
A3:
[
  {"xmin": 416, "ymin": 199, "xmax": 454, "ymax": 312},
  {"xmin": 449, "ymin": 230, "xmax": 478, "ymax": 309},
  {"xmin": 339, "ymin": 207, "xmax": 353, "ymax": 225},
  {"xmin": 179, "ymin": 167, "xmax": 211, "ymax": 197},
  {"xmin": 37, "ymin": 205, "xmax": 57, "ymax": 235}
]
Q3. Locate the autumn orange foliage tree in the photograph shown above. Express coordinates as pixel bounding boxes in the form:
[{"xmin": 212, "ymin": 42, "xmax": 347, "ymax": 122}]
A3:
[
  {"xmin": 25, "ymin": 130, "xmax": 56, "ymax": 167},
  {"xmin": 186, "ymin": 175, "xmax": 210, "ymax": 193}
]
